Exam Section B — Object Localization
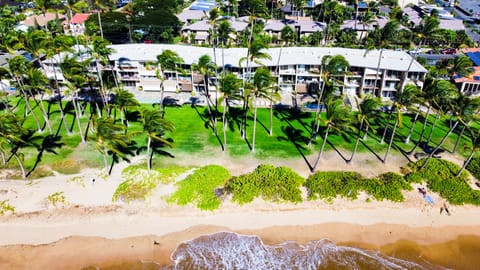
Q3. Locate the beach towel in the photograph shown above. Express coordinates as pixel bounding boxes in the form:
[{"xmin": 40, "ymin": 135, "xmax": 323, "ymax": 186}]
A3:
[{"xmin": 424, "ymin": 195, "xmax": 434, "ymax": 204}]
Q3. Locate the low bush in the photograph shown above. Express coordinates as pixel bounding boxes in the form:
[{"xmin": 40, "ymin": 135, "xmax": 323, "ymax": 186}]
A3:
[
  {"xmin": 406, "ymin": 158, "xmax": 480, "ymax": 205},
  {"xmin": 168, "ymin": 165, "xmax": 230, "ymax": 210},
  {"xmin": 364, "ymin": 173, "xmax": 411, "ymax": 202},
  {"xmin": 225, "ymin": 164, "xmax": 305, "ymax": 205},
  {"xmin": 466, "ymin": 156, "xmax": 480, "ymax": 181},
  {"xmin": 47, "ymin": 192, "xmax": 67, "ymax": 207},
  {"xmin": 51, "ymin": 159, "xmax": 83, "ymax": 174},
  {"xmin": 0, "ymin": 200, "xmax": 15, "ymax": 215},
  {"xmin": 113, "ymin": 165, "xmax": 191, "ymax": 202},
  {"xmin": 305, "ymin": 172, "xmax": 363, "ymax": 200}
]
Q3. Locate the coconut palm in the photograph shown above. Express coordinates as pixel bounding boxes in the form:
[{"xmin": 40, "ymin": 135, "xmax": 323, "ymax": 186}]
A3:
[
  {"xmin": 0, "ymin": 112, "xmax": 28, "ymax": 178},
  {"xmin": 250, "ymin": 67, "xmax": 275, "ymax": 152},
  {"xmin": 32, "ymin": 0, "xmax": 61, "ymax": 32},
  {"xmin": 383, "ymin": 85, "xmax": 418, "ymax": 164},
  {"xmin": 90, "ymin": 36, "xmax": 115, "ymax": 107},
  {"xmin": 349, "ymin": 95, "xmax": 381, "ymax": 162},
  {"xmin": 90, "ymin": 116, "xmax": 132, "ymax": 174},
  {"xmin": 456, "ymin": 126, "xmax": 480, "ymax": 177},
  {"xmin": 311, "ymin": 98, "xmax": 352, "ymax": 171},
  {"xmin": 23, "ymin": 66, "xmax": 54, "ymax": 134},
  {"xmin": 218, "ymin": 72, "xmax": 241, "ymax": 152},
  {"xmin": 139, "ymin": 108, "xmax": 174, "ymax": 172},
  {"xmin": 280, "ymin": 25, "xmax": 296, "ymax": 46},
  {"xmin": 156, "ymin": 49, "xmax": 184, "ymax": 116},
  {"xmin": 111, "ymin": 88, "xmax": 139, "ymax": 127},
  {"xmin": 192, "ymin": 54, "xmax": 218, "ymax": 133},
  {"xmin": 452, "ymin": 97, "xmax": 480, "ymax": 153},
  {"xmin": 310, "ymin": 54, "xmax": 350, "ymax": 144}
]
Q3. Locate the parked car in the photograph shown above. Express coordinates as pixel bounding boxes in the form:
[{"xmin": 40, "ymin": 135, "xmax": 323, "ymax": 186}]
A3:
[{"xmin": 440, "ymin": 48, "xmax": 456, "ymax": 54}]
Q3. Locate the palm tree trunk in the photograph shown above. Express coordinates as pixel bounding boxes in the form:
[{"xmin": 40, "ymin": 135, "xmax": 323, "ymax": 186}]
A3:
[
  {"xmin": 420, "ymin": 121, "xmax": 459, "ymax": 170},
  {"xmin": 363, "ymin": 125, "xmax": 369, "ymax": 140},
  {"xmin": 380, "ymin": 108, "xmax": 394, "ymax": 144},
  {"xmin": 312, "ymin": 126, "xmax": 330, "ymax": 172},
  {"xmin": 269, "ymin": 95, "xmax": 273, "ymax": 136},
  {"xmin": 373, "ymin": 49, "xmax": 383, "ymax": 97},
  {"xmin": 452, "ymin": 124, "xmax": 466, "ymax": 153},
  {"xmin": 204, "ymin": 75, "xmax": 217, "ymax": 134},
  {"xmin": 72, "ymin": 94, "xmax": 86, "ymax": 144},
  {"xmin": 350, "ymin": 119, "xmax": 364, "ymax": 162},
  {"xmin": 426, "ymin": 111, "xmax": 441, "ymax": 146},
  {"xmin": 222, "ymin": 98, "xmax": 228, "ymax": 152},
  {"xmin": 51, "ymin": 59, "xmax": 71, "ymax": 135},
  {"xmin": 147, "ymin": 136, "xmax": 152, "ymax": 172},
  {"xmin": 456, "ymin": 150, "xmax": 475, "ymax": 177},
  {"xmin": 103, "ymin": 145, "xmax": 109, "ymax": 172},
  {"xmin": 16, "ymin": 78, "xmax": 42, "ymax": 132},
  {"xmin": 0, "ymin": 151, "xmax": 6, "ymax": 167},
  {"xmin": 251, "ymin": 96, "xmax": 258, "ymax": 152},
  {"xmin": 405, "ymin": 111, "xmax": 420, "ymax": 144},
  {"xmin": 384, "ymin": 117, "xmax": 399, "ymax": 164},
  {"xmin": 13, "ymin": 152, "xmax": 26, "ymax": 179}
]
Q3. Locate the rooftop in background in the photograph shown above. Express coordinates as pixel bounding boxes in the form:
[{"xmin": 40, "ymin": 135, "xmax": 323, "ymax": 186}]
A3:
[
  {"xmin": 463, "ymin": 48, "xmax": 480, "ymax": 66},
  {"xmin": 70, "ymin": 13, "xmax": 91, "ymax": 24},
  {"xmin": 177, "ymin": 9, "xmax": 206, "ymax": 23},
  {"xmin": 107, "ymin": 44, "xmax": 427, "ymax": 73},
  {"xmin": 189, "ymin": 0, "xmax": 217, "ymax": 11},
  {"xmin": 21, "ymin": 12, "xmax": 66, "ymax": 27}
]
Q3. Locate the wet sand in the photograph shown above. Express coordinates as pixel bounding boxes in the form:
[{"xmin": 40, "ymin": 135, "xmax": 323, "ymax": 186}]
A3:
[{"xmin": 1, "ymin": 223, "xmax": 479, "ymax": 270}]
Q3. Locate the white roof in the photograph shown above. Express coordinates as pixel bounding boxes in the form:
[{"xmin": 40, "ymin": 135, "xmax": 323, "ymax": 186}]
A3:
[{"xmin": 107, "ymin": 44, "xmax": 428, "ymax": 73}]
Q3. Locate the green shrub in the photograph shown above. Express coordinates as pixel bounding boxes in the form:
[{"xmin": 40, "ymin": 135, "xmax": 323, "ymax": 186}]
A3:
[
  {"xmin": 406, "ymin": 158, "xmax": 480, "ymax": 205},
  {"xmin": 364, "ymin": 173, "xmax": 410, "ymax": 202},
  {"xmin": 47, "ymin": 192, "xmax": 67, "ymax": 207},
  {"xmin": 113, "ymin": 165, "xmax": 192, "ymax": 202},
  {"xmin": 305, "ymin": 171, "xmax": 363, "ymax": 200},
  {"xmin": 0, "ymin": 200, "xmax": 15, "ymax": 215},
  {"xmin": 466, "ymin": 156, "xmax": 480, "ymax": 181},
  {"xmin": 51, "ymin": 159, "xmax": 83, "ymax": 174},
  {"xmin": 168, "ymin": 165, "xmax": 231, "ymax": 210},
  {"xmin": 224, "ymin": 164, "xmax": 305, "ymax": 205}
]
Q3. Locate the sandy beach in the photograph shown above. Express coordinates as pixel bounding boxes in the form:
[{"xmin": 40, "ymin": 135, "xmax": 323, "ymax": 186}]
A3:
[{"xmin": 0, "ymin": 151, "xmax": 479, "ymax": 269}]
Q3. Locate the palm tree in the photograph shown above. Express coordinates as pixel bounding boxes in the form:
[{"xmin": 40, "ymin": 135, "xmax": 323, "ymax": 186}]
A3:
[
  {"xmin": 111, "ymin": 88, "xmax": 139, "ymax": 127},
  {"xmin": 217, "ymin": 20, "xmax": 233, "ymax": 71},
  {"xmin": 250, "ymin": 67, "xmax": 275, "ymax": 152},
  {"xmin": 383, "ymin": 85, "xmax": 418, "ymax": 164},
  {"xmin": 156, "ymin": 49, "xmax": 184, "ymax": 116},
  {"xmin": 139, "ymin": 108, "xmax": 174, "ymax": 172},
  {"xmin": 403, "ymin": 84, "xmax": 423, "ymax": 144},
  {"xmin": 192, "ymin": 54, "xmax": 217, "ymax": 133},
  {"xmin": 310, "ymin": 54, "xmax": 350, "ymax": 144},
  {"xmin": 90, "ymin": 116, "xmax": 131, "ymax": 174},
  {"xmin": 452, "ymin": 96, "xmax": 480, "ymax": 153},
  {"xmin": 0, "ymin": 112, "xmax": 28, "ymax": 178},
  {"xmin": 218, "ymin": 72, "xmax": 241, "ymax": 152},
  {"xmin": 349, "ymin": 95, "xmax": 381, "ymax": 162},
  {"xmin": 90, "ymin": 36, "xmax": 116, "ymax": 107},
  {"xmin": 419, "ymin": 93, "xmax": 477, "ymax": 170},
  {"xmin": 359, "ymin": 10, "xmax": 375, "ymax": 42},
  {"xmin": 311, "ymin": 98, "xmax": 352, "ymax": 171},
  {"xmin": 280, "ymin": 25, "xmax": 296, "ymax": 46},
  {"xmin": 33, "ymin": 0, "xmax": 60, "ymax": 32},
  {"xmin": 456, "ymin": 126, "xmax": 480, "ymax": 177}
]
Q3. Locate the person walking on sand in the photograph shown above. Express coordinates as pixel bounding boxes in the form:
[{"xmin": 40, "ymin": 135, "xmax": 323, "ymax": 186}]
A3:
[{"xmin": 440, "ymin": 202, "xmax": 451, "ymax": 216}]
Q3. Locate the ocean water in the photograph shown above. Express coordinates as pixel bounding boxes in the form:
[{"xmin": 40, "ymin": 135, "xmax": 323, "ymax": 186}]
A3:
[
  {"xmin": 161, "ymin": 232, "xmax": 441, "ymax": 270},
  {"xmin": 85, "ymin": 232, "xmax": 480, "ymax": 270}
]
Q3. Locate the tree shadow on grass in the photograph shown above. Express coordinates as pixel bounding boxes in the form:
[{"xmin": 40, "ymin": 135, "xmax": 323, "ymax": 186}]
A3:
[
  {"xmin": 278, "ymin": 125, "xmax": 313, "ymax": 171},
  {"xmin": 190, "ymin": 105, "xmax": 224, "ymax": 151},
  {"xmin": 26, "ymin": 134, "xmax": 65, "ymax": 178}
]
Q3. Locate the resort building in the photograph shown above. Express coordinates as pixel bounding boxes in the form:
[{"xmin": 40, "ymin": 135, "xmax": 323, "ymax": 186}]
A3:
[
  {"xmin": 455, "ymin": 48, "xmax": 480, "ymax": 96},
  {"xmin": 99, "ymin": 44, "xmax": 427, "ymax": 105}
]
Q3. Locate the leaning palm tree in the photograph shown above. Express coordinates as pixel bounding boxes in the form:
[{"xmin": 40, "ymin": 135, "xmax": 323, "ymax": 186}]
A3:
[
  {"xmin": 310, "ymin": 54, "xmax": 350, "ymax": 144},
  {"xmin": 456, "ymin": 126, "xmax": 480, "ymax": 177},
  {"xmin": 349, "ymin": 95, "xmax": 381, "ymax": 162},
  {"xmin": 139, "ymin": 108, "xmax": 174, "ymax": 172},
  {"xmin": 0, "ymin": 112, "xmax": 28, "ymax": 178},
  {"xmin": 192, "ymin": 54, "xmax": 218, "ymax": 133},
  {"xmin": 419, "ymin": 94, "xmax": 478, "ymax": 170},
  {"xmin": 218, "ymin": 72, "xmax": 241, "ymax": 152},
  {"xmin": 90, "ymin": 116, "xmax": 131, "ymax": 174},
  {"xmin": 156, "ymin": 49, "xmax": 184, "ymax": 116},
  {"xmin": 111, "ymin": 88, "xmax": 139, "ymax": 127},
  {"xmin": 250, "ymin": 67, "xmax": 275, "ymax": 152},
  {"xmin": 311, "ymin": 98, "xmax": 352, "ymax": 171}
]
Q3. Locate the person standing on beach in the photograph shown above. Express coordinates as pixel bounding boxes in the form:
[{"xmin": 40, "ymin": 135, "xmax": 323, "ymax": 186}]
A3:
[{"xmin": 440, "ymin": 202, "xmax": 451, "ymax": 216}]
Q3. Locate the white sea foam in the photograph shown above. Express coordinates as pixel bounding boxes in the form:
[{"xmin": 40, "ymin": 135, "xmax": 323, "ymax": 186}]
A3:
[{"xmin": 164, "ymin": 232, "xmax": 445, "ymax": 270}]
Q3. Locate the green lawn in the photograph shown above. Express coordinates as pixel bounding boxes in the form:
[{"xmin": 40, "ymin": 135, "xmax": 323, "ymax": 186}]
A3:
[{"xmin": 2, "ymin": 96, "xmax": 475, "ymax": 178}]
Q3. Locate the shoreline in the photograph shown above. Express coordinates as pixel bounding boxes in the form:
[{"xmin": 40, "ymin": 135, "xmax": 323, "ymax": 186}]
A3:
[{"xmin": 1, "ymin": 221, "xmax": 479, "ymax": 270}]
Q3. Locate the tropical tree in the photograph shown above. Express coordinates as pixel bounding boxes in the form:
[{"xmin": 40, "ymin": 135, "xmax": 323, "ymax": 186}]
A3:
[
  {"xmin": 139, "ymin": 108, "xmax": 174, "ymax": 171},
  {"xmin": 0, "ymin": 113, "xmax": 28, "ymax": 178},
  {"xmin": 310, "ymin": 54, "xmax": 350, "ymax": 144},
  {"xmin": 280, "ymin": 25, "xmax": 296, "ymax": 46},
  {"xmin": 90, "ymin": 116, "xmax": 132, "ymax": 174},
  {"xmin": 110, "ymin": 88, "xmax": 139, "ymax": 127},
  {"xmin": 192, "ymin": 54, "xmax": 217, "ymax": 133},
  {"xmin": 456, "ymin": 126, "xmax": 480, "ymax": 177},
  {"xmin": 218, "ymin": 72, "xmax": 242, "ymax": 152},
  {"xmin": 311, "ymin": 98, "xmax": 352, "ymax": 171},
  {"xmin": 156, "ymin": 49, "xmax": 184, "ymax": 116},
  {"xmin": 349, "ymin": 95, "xmax": 381, "ymax": 162},
  {"xmin": 250, "ymin": 67, "xmax": 275, "ymax": 152}
]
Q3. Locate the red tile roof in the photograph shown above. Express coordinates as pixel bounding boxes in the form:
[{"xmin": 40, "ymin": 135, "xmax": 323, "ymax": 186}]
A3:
[{"xmin": 71, "ymin": 13, "xmax": 91, "ymax": 24}]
